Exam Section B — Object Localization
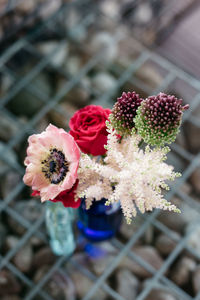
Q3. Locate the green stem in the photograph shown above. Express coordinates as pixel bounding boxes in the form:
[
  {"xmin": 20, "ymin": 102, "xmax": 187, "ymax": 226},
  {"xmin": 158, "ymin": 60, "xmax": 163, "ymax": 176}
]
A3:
[{"xmin": 138, "ymin": 139, "xmax": 144, "ymax": 148}]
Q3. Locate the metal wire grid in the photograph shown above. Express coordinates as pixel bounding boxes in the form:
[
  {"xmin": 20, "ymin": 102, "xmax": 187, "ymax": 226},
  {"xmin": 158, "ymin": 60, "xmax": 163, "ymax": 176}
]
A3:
[
  {"xmin": 0, "ymin": 0, "xmax": 68, "ymax": 47},
  {"xmin": 0, "ymin": 1, "xmax": 200, "ymax": 299},
  {"xmin": 105, "ymin": 0, "xmax": 199, "ymax": 46}
]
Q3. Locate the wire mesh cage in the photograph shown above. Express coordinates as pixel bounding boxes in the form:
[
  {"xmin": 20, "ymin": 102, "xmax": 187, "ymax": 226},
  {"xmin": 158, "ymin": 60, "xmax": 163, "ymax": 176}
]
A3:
[{"xmin": 0, "ymin": 1, "xmax": 200, "ymax": 300}]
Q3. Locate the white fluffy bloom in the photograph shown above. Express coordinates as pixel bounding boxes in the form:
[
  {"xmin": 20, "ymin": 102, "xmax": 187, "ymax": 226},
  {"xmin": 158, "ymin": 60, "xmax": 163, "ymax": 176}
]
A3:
[{"xmin": 76, "ymin": 123, "xmax": 181, "ymax": 223}]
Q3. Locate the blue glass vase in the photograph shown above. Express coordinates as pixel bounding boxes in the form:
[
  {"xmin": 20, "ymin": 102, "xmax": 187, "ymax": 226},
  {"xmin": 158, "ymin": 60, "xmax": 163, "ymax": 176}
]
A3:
[
  {"xmin": 45, "ymin": 201, "xmax": 76, "ymax": 256},
  {"xmin": 77, "ymin": 198, "xmax": 122, "ymax": 242}
]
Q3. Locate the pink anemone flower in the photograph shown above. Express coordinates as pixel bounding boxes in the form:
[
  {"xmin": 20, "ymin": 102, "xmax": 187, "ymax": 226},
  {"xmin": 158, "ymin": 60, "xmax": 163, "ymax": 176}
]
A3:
[
  {"xmin": 23, "ymin": 124, "xmax": 80, "ymax": 203},
  {"xmin": 32, "ymin": 179, "xmax": 81, "ymax": 208}
]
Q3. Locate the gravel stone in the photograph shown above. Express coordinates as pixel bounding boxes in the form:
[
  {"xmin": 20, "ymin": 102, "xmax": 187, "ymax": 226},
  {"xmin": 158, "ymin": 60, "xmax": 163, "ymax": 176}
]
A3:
[
  {"xmin": 185, "ymin": 121, "xmax": 200, "ymax": 153},
  {"xmin": 34, "ymin": 265, "xmax": 50, "ymax": 283},
  {"xmin": 121, "ymin": 246, "xmax": 163, "ymax": 279},
  {"xmin": 0, "ymin": 112, "xmax": 19, "ymax": 142},
  {"xmin": 180, "ymin": 182, "xmax": 192, "ymax": 195},
  {"xmin": 1, "ymin": 296, "xmax": 21, "ymax": 300},
  {"xmin": 0, "ymin": 142, "xmax": 17, "ymax": 174},
  {"xmin": 190, "ymin": 169, "xmax": 200, "ymax": 194},
  {"xmin": 134, "ymin": 3, "xmax": 153, "ymax": 24},
  {"xmin": 155, "ymin": 232, "xmax": 180, "ymax": 256},
  {"xmin": 186, "ymin": 222, "xmax": 200, "ymax": 253},
  {"xmin": 145, "ymin": 288, "xmax": 177, "ymax": 300},
  {"xmin": 120, "ymin": 215, "xmax": 145, "ymax": 240},
  {"xmin": 61, "ymin": 86, "xmax": 89, "ymax": 107},
  {"xmin": 70, "ymin": 270, "xmax": 107, "ymax": 300},
  {"xmin": 158, "ymin": 197, "xmax": 199, "ymax": 233},
  {"xmin": 37, "ymin": 42, "xmax": 68, "ymax": 67},
  {"xmin": 33, "ymin": 247, "xmax": 56, "ymax": 268},
  {"xmin": 64, "ymin": 56, "xmax": 81, "ymax": 76},
  {"xmin": 0, "ymin": 223, "xmax": 7, "ymax": 250},
  {"xmin": 0, "ymin": 270, "xmax": 21, "ymax": 296},
  {"xmin": 192, "ymin": 265, "xmax": 200, "ymax": 294},
  {"xmin": 92, "ymin": 72, "xmax": 116, "ymax": 93},
  {"xmin": 7, "ymin": 73, "xmax": 51, "ymax": 118},
  {"xmin": 13, "ymin": 243, "xmax": 33, "ymax": 273},
  {"xmin": 116, "ymin": 269, "xmax": 139, "ymax": 300},
  {"xmin": 170, "ymin": 256, "xmax": 196, "ymax": 286},
  {"xmin": 7, "ymin": 200, "xmax": 44, "ymax": 235},
  {"xmin": 1, "ymin": 171, "xmax": 21, "ymax": 199},
  {"xmin": 5, "ymin": 236, "xmax": 19, "ymax": 250},
  {"xmin": 90, "ymin": 32, "xmax": 118, "ymax": 63}
]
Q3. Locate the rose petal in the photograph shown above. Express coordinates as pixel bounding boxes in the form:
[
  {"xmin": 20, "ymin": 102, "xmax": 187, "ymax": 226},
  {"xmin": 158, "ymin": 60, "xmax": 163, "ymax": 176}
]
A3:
[{"xmin": 69, "ymin": 105, "xmax": 111, "ymax": 156}]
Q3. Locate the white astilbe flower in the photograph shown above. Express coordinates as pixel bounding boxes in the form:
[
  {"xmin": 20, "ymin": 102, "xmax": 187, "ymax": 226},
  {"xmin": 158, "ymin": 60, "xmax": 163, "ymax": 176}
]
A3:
[
  {"xmin": 75, "ymin": 154, "xmax": 113, "ymax": 208},
  {"xmin": 76, "ymin": 123, "xmax": 181, "ymax": 223}
]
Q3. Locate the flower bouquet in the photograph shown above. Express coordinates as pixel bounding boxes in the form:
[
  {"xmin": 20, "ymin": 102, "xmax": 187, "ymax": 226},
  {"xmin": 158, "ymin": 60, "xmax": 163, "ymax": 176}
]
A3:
[{"xmin": 23, "ymin": 91, "xmax": 189, "ymax": 252}]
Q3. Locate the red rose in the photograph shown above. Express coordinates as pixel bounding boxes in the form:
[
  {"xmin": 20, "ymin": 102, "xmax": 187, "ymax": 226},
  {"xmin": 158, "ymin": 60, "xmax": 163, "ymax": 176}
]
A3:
[
  {"xmin": 32, "ymin": 180, "xmax": 80, "ymax": 208},
  {"xmin": 69, "ymin": 105, "xmax": 111, "ymax": 156}
]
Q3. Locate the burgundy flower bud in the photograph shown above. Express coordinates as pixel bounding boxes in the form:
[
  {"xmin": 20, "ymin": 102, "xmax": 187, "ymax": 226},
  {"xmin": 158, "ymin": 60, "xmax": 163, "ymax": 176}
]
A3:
[
  {"xmin": 110, "ymin": 91, "xmax": 143, "ymax": 135},
  {"xmin": 134, "ymin": 92, "xmax": 189, "ymax": 146}
]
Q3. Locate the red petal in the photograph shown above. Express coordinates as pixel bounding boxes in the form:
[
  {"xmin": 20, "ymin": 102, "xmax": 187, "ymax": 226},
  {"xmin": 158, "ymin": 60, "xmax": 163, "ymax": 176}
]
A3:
[
  {"xmin": 31, "ymin": 190, "xmax": 40, "ymax": 197},
  {"xmin": 31, "ymin": 180, "xmax": 80, "ymax": 209}
]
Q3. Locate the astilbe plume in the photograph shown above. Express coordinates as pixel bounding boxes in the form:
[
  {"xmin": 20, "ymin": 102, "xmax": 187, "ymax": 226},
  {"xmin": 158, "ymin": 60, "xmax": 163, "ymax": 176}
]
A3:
[
  {"xmin": 76, "ymin": 122, "xmax": 181, "ymax": 223},
  {"xmin": 110, "ymin": 91, "xmax": 143, "ymax": 136},
  {"xmin": 134, "ymin": 92, "xmax": 189, "ymax": 147}
]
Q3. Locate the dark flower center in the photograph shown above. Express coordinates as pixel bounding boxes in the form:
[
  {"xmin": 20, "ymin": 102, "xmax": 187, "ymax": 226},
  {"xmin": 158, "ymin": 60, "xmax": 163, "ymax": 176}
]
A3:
[{"xmin": 41, "ymin": 148, "xmax": 69, "ymax": 184}]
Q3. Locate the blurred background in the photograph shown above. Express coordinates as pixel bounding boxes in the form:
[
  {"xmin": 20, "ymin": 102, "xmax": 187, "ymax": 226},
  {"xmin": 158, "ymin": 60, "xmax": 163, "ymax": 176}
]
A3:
[{"xmin": 0, "ymin": 0, "xmax": 200, "ymax": 299}]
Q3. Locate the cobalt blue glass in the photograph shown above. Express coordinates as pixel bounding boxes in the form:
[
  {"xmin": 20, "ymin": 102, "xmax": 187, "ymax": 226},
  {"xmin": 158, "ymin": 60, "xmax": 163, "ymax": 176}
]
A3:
[{"xmin": 77, "ymin": 198, "xmax": 122, "ymax": 242}]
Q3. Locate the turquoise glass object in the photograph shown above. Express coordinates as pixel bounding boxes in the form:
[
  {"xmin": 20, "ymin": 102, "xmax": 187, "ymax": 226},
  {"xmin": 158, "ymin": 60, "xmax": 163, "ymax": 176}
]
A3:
[
  {"xmin": 45, "ymin": 201, "xmax": 75, "ymax": 256},
  {"xmin": 77, "ymin": 198, "xmax": 122, "ymax": 242}
]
